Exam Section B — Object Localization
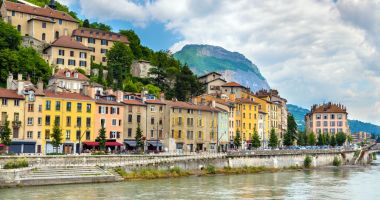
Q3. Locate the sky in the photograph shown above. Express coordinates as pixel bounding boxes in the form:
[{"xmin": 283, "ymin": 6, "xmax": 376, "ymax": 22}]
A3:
[{"xmin": 59, "ymin": 0, "xmax": 380, "ymax": 125}]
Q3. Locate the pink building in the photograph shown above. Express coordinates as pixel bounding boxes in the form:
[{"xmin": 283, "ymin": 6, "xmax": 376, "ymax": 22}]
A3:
[{"xmin": 305, "ymin": 102, "xmax": 350, "ymax": 134}]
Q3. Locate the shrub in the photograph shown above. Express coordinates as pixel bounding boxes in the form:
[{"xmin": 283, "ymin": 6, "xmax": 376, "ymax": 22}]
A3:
[
  {"xmin": 373, "ymin": 153, "xmax": 377, "ymax": 160},
  {"xmin": 169, "ymin": 166, "xmax": 182, "ymax": 175},
  {"xmin": 333, "ymin": 156, "xmax": 341, "ymax": 166},
  {"xmin": 114, "ymin": 167, "xmax": 128, "ymax": 177},
  {"xmin": 92, "ymin": 151, "xmax": 107, "ymax": 155},
  {"xmin": 206, "ymin": 165, "xmax": 216, "ymax": 174},
  {"xmin": 3, "ymin": 159, "xmax": 29, "ymax": 169},
  {"xmin": 304, "ymin": 156, "xmax": 312, "ymax": 168}
]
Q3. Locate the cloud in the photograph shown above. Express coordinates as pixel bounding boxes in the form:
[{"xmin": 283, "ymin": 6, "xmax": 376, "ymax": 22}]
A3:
[{"xmin": 75, "ymin": 0, "xmax": 380, "ymax": 124}]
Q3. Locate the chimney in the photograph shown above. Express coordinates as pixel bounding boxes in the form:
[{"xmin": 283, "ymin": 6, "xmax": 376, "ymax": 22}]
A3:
[
  {"xmin": 160, "ymin": 93, "xmax": 165, "ymax": 101},
  {"xmin": 6, "ymin": 73, "xmax": 13, "ymax": 89},
  {"xmin": 17, "ymin": 73, "xmax": 22, "ymax": 81},
  {"xmin": 193, "ymin": 97, "xmax": 198, "ymax": 105},
  {"xmin": 211, "ymin": 100, "xmax": 216, "ymax": 108},
  {"xmin": 37, "ymin": 78, "xmax": 43, "ymax": 92},
  {"xmin": 115, "ymin": 90, "xmax": 123, "ymax": 102},
  {"xmin": 17, "ymin": 81, "xmax": 24, "ymax": 95}
]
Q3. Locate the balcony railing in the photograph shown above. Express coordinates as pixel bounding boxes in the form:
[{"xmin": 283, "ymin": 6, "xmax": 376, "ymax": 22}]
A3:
[{"xmin": 12, "ymin": 120, "xmax": 22, "ymax": 128}]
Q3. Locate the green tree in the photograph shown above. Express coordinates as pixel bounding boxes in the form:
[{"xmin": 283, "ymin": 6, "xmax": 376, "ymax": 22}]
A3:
[
  {"xmin": 135, "ymin": 124, "xmax": 144, "ymax": 152},
  {"xmin": 251, "ymin": 129, "xmax": 261, "ymax": 149},
  {"xmin": 83, "ymin": 19, "xmax": 90, "ymax": 28},
  {"xmin": 234, "ymin": 129, "xmax": 242, "ymax": 149},
  {"xmin": 323, "ymin": 133, "xmax": 330, "ymax": 145},
  {"xmin": 287, "ymin": 115, "xmax": 297, "ymax": 142},
  {"xmin": 336, "ymin": 132, "xmax": 347, "ymax": 146},
  {"xmin": 119, "ymin": 29, "xmax": 143, "ymax": 59},
  {"xmin": 90, "ymin": 22, "xmax": 112, "ymax": 31},
  {"xmin": 0, "ymin": 120, "xmax": 12, "ymax": 150},
  {"xmin": 307, "ymin": 132, "xmax": 316, "ymax": 146},
  {"xmin": 145, "ymin": 84, "xmax": 161, "ymax": 98},
  {"xmin": 297, "ymin": 131, "xmax": 306, "ymax": 146},
  {"xmin": 0, "ymin": 20, "xmax": 21, "ymax": 50},
  {"xmin": 51, "ymin": 120, "xmax": 62, "ymax": 153},
  {"xmin": 283, "ymin": 130, "xmax": 293, "ymax": 146},
  {"xmin": 330, "ymin": 134, "xmax": 337, "ymax": 147},
  {"xmin": 269, "ymin": 128, "xmax": 278, "ymax": 148},
  {"xmin": 317, "ymin": 134, "xmax": 323, "ymax": 146},
  {"xmin": 174, "ymin": 64, "xmax": 205, "ymax": 101},
  {"xmin": 106, "ymin": 42, "xmax": 134, "ymax": 89},
  {"xmin": 97, "ymin": 126, "xmax": 106, "ymax": 151}
]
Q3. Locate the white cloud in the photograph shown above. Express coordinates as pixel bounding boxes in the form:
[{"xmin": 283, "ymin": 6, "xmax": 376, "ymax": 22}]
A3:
[{"xmin": 76, "ymin": 0, "xmax": 380, "ymax": 124}]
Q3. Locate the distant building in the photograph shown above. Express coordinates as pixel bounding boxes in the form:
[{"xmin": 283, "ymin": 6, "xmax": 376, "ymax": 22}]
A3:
[
  {"xmin": 198, "ymin": 72, "xmax": 227, "ymax": 95},
  {"xmin": 130, "ymin": 60, "xmax": 155, "ymax": 78},
  {"xmin": 351, "ymin": 131, "xmax": 372, "ymax": 144},
  {"xmin": 305, "ymin": 102, "xmax": 350, "ymax": 134},
  {"xmin": 47, "ymin": 69, "xmax": 89, "ymax": 93}
]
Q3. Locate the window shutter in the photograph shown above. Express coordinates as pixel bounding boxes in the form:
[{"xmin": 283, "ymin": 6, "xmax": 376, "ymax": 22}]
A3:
[{"xmin": 106, "ymin": 107, "xmax": 108, "ymax": 114}]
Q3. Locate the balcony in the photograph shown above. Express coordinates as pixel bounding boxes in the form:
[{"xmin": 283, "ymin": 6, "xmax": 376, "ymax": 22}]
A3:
[{"xmin": 12, "ymin": 120, "xmax": 22, "ymax": 128}]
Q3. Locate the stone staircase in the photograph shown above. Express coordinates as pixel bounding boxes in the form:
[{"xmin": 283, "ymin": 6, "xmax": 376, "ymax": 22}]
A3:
[{"xmin": 18, "ymin": 166, "xmax": 119, "ymax": 186}]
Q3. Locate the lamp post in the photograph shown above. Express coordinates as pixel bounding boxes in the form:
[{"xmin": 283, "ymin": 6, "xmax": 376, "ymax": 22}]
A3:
[{"xmin": 76, "ymin": 126, "xmax": 89, "ymax": 155}]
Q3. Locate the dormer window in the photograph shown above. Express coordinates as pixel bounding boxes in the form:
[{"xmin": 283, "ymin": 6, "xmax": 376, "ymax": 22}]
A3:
[
  {"xmin": 65, "ymin": 72, "xmax": 70, "ymax": 77},
  {"xmin": 74, "ymin": 73, "xmax": 78, "ymax": 78}
]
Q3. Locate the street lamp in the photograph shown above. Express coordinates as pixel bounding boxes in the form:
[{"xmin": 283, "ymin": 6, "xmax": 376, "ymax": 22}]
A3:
[{"xmin": 76, "ymin": 126, "xmax": 89, "ymax": 155}]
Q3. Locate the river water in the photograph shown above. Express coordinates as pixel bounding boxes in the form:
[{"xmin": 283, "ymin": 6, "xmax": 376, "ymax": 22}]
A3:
[{"xmin": 1, "ymin": 155, "xmax": 379, "ymax": 200}]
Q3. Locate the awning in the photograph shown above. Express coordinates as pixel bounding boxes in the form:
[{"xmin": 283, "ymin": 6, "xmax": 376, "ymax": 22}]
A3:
[
  {"xmin": 124, "ymin": 140, "xmax": 137, "ymax": 147},
  {"xmin": 147, "ymin": 140, "xmax": 162, "ymax": 147},
  {"xmin": 11, "ymin": 141, "xmax": 36, "ymax": 145},
  {"xmin": 105, "ymin": 142, "xmax": 123, "ymax": 146},
  {"xmin": 83, "ymin": 141, "xmax": 99, "ymax": 146},
  {"xmin": 0, "ymin": 144, "xmax": 5, "ymax": 147}
]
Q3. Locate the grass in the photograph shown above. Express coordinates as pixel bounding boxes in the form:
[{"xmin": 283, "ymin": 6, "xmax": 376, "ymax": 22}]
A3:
[
  {"xmin": 3, "ymin": 158, "xmax": 29, "ymax": 169},
  {"xmin": 114, "ymin": 167, "xmax": 191, "ymax": 180}
]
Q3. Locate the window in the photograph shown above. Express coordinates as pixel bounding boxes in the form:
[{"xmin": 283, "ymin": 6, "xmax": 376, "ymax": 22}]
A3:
[
  {"xmin": 316, "ymin": 114, "xmax": 321, "ymax": 119},
  {"xmin": 45, "ymin": 129, "xmax": 50, "ymax": 139},
  {"xmin": 337, "ymin": 121, "xmax": 343, "ymax": 127},
  {"xmin": 27, "ymin": 131, "xmax": 33, "ymax": 139},
  {"xmin": 42, "ymin": 22, "xmax": 46, "ymax": 28},
  {"xmin": 337, "ymin": 114, "xmax": 343, "ymax": 119},
  {"xmin": 70, "ymin": 51, "xmax": 74, "ymax": 57},
  {"xmin": 17, "ymin": 25, "xmax": 21, "ymax": 32},
  {"xmin": 76, "ymin": 36, "xmax": 82, "ymax": 42},
  {"xmin": 151, "ymin": 130, "xmax": 154, "ymax": 138},
  {"xmin": 151, "ymin": 117, "xmax": 155, "ymax": 125},
  {"xmin": 128, "ymin": 105, "xmax": 133, "ymax": 112},
  {"xmin": 101, "ymin": 39, "xmax": 108, "ymax": 45},
  {"xmin": 102, "ymin": 57, "xmax": 107, "ymax": 62},
  {"xmin": 38, "ymin": 105, "xmax": 42, "ymax": 112},
  {"xmin": 66, "ymin": 102, "xmax": 71, "ymax": 111},
  {"xmin": 330, "ymin": 129, "xmax": 336, "ymax": 134},
  {"xmin": 316, "ymin": 121, "xmax": 321, "ymax": 127},
  {"xmin": 37, "ymin": 131, "xmax": 41, "ymax": 139},
  {"xmin": 2, "ymin": 99, "xmax": 7, "ymax": 105},
  {"xmin": 88, "ymin": 38, "xmax": 95, "ymax": 44},
  {"xmin": 128, "ymin": 114, "xmax": 132, "ymax": 123},
  {"xmin": 100, "ymin": 48, "xmax": 107, "ymax": 54},
  {"xmin": 178, "ymin": 130, "xmax": 182, "ymax": 138},
  {"xmin": 59, "ymin": 19, "xmax": 62, "ymax": 25},
  {"xmin": 99, "ymin": 119, "xmax": 106, "ymax": 128},
  {"xmin": 91, "ymin": 55, "xmax": 95, "ymax": 61},
  {"xmin": 45, "ymin": 115, "xmax": 51, "ymax": 125},
  {"xmin": 76, "ymin": 117, "xmax": 81, "ymax": 127},
  {"xmin": 150, "ymin": 105, "xmax": 155, "ymax": 112},
  {"xmin": 55, "ymin": 31, "xmax": 59, "ymax": 39},
  {"xmin": 86, "ymin": 131, "xmax": 90, "ymax": 140},
  {"xmin": 178, "ymin": 117, "xmax": 182, "ymax": 125},
  {"xmin": 323, "ymin": 114, "xmax": 328, "ymax": 120},
  {"xmin": 137, "ymin": 115, "xmax": 141, "ymax": 123},
  {"xmin": 99, "ymin": 106, "xmax": 106, "ymax": 114},
  {"xmin": 89, "ymin": 47, "xmax": 95, "ymax": 52},
  {"xmin": 86, "ymin": 104, "xmax": 91, "ymax": 113},
  {"xmin": 38, "ymin": 117, "xmax": 42, "ymax": 125},
  {"xmin": 128, "ymin": 128, "xmax": 132, "ymax": 137},
  {"xmin": 79, "ymin": 52, "xmax": 87, "ymax": 58},
  {"xmin": 55, "ymin": 116, "xmax": 60, "ymax": 126},
  {"xmin": 330, "ymin": 121, "xmax": 335, "ymax": 127},
  {"xmin": 76, "ymin": 130, "xmax": 80, "ymax": 140},
  {"xmin": 66, "ymin": 116, "xmax": 71, "ymax": 127},
  {"xmin": 66, "ymin": 130, "xmax": 70, "ymax": 139},
  {"xmin": 42, "ymin": 33, "xmax": 46, "ymax": 41},
  {"xmin": 112, "ymin": 119, "xmax": 117, "ymax": 126},
  {"xmin": 86, "ymin": 117, "xmax": 91, "ymax": 127},
  {"xmin": 27, "ymin": 117, "xmax": 33, "ymax": 125},
  {"xmin": 28, "ymin": 104, "xmax": 34, "ymax": 112},
  {"xmin": 77, "ymin": 103, "xmax": 82, "ymax": 112},
  {"xmin": 198, "ymin": 131, "xmax": 202, "ymax": 139},
  {"xmin": 12, "ymin": 11, "xmax": 15, "ymax": 16},
  {"xmin": 323, "ymin": 128, "xmax": 328, "ymax": 133},
  {"xmin": 331, "ymin": 114, "xmax": 335, "ymax": 119},
  {"xmin": 56, "ymin": 58, "xmax": 64, "ymax": 64},
  {"xmin": 323, "ymin": 121, "xmax": 328, "ymax": 127},
  {"xmin": 45, "ymin": 100, "xmax": 51, "ymax": 110},
  {"xmin": 68, "ymin": 59, "xmax": 75, "ymax": 66},
  {"xmin": 110, "ymin": 131, "xmax": 117, "ymax": 139},
  {"xmin": 55, "ymin": 101, "xmax": 61, "ymax": 111},
  {"xmin": 58, "ymin": 49, "xmax": 65, "ymax": 56}
]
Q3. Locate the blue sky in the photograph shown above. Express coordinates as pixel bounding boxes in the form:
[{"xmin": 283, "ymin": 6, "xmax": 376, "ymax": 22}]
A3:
[{"xmin": 60, "ymin": 0, "xmax": 380, "ymax": 124}]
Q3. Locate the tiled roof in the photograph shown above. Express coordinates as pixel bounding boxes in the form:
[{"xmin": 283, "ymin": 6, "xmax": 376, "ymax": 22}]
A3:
[
  {"xmin": 47, "ymin": 36, "xmax": 91, "ymax": 51},
  {"xmin": 72, "ymin": 28, "xmax": 129, "ymax": 44},
  {"xmin": 95, "ymin": 99, "xmax": 123, "ymax": 106},
  {"xmin": 51, "ymin": 69, "xmax": 89, "ymax": 81},
  {"xmin": 3, "ymin": 1, "xmax": 78, "ymax": 22},
  {"xmin": 145, "ymin": 99, "xmax": 166, "ymax": 105},
  {"xmin": 0, "ymin": 88, "xmax": 24, "ymax": 99},
  {"xmin": 44, "ymin": 90, "xmax": 93, "ymax": 101},
  {"xmin": 28, "ymin": 16, "xmax": 55, "ymax": 23},
  {"xmin": 198, "ymin": 72, "xmax": 222, "ymax": 79},
  {"xmin": 123, "ymin": 99, "xmax": 146, "ymax": 106},
  {"xmin": 165, "ymin": 100, "xmax": 219, "ymax": 112},
  {"xmin": 222, "ymin": 82, "xmax": 245, "ymax": 87},
  {"xmin": 310, "ymin": 103, "xmax": 347, "ymax": 114}
]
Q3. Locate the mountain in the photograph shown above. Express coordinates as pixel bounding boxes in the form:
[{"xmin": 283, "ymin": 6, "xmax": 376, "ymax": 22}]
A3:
[
  {"xmin": 173, "ymin": 44, "xmax": 270, "ymax": 91},
  {"xmin": 287, "ymin": 104, "xmax": 380, "ymax": 135}
]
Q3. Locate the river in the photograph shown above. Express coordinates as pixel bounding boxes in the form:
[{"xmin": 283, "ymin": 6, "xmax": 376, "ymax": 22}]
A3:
[{"xmin": 1, "ymin": 155, "xmax": 379, "ymax": 200}]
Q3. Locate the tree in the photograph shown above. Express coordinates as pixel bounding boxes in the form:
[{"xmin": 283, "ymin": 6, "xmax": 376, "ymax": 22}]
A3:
[
  {"xmin": 297, "ymin": 131, "xmax": 307, "ymax": 146},
  {"xmin": 83, "ymin": 19, "xmax": 90, "ymax": 28},
  {"xmin": 330, "ymin": 134, "xmax": 337, "ymax": 147},
  {"xmin": 145, "ymin": 84, "xmax": 161, "ymax": 98},
  {"xmin": 106, "ymin": 42, "xmax": 134, "ymax": 89},
  {"xmin": 234, "ymin": 129, "xmax": 242, "ymax": 149},
  {"xmin": 287, "ymin": 115, "xmax": 297, "ymax": 143},
  {"xmin": 135, "ymin": 123, "xmax": 144, "ymax": 152},
  {"xmin": 90, "ymin": 22, "xmax": 112, "ymax": 32},
  {"xmin": 0, "ymin": 20, "xmax": 21, "ymax": 50},
  {"xmin": 336, "ymin": 132, "xmax": 347, "ymax": 146},
  {"xmin": 251, "ymin": 129, "xmax": 261, "ymax": 149},
  {"xmin": 119, "ymin": 29, "xmax": 143, "ymax": 59},
  {"xmin": 97, "ymin": 126, "xmax": 106, "ymax": 151},
  {"xmin": 307, "ymin": 132, "xmax": 316, "ymax": 146},
  {"xmin": 51, "ymin": 120, "xmax": 62, "ymax": 153},
  {"xmin": 323, "ymin": 133, "xmax": 330, "ymax": 145},
  {"xmin": 269, "ymin": 128, "xmax": 278, "ymax": 148},
  {"xmin": 173, "ymin": 64, "xmax": 205, "ymax": 101},
  {"xmin": 317, "ymin": 133, "xmax": 324, "ymax": 146},
  {"xmin": 283, "ymin": 130, "xmax": 293, "ymax": 146},
  {"xmin": 0, "ymin": 120, "xmax": 12, "ymax": 151}
]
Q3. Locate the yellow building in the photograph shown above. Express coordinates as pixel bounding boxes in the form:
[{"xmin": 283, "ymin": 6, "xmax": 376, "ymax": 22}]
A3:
[
  {"xmin": 1, "ymin": 1, "xmax": 79, "ymax": 43},
  {"xmin": 233, "ymin": 98, "xmax": 259, "ymax": 149},
  {"xmin": 42, "ymin": 91, "xmax": 95, "ymax": 154},
  {"xmin": 43, "ymin": 36, "xmax": 92, "ymax": 74},
  {"xmin": 72, "ymin": 28, "xmax": 129, "ymax": 65}
]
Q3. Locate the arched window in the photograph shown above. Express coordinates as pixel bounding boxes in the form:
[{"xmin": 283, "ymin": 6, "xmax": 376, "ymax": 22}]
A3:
[
  {"xmin": 17, "ymin": 25, "xmax": 21, "ymax": 32},
  {"xmin": 42, "ymin": 33, "xmax": 46, "ymax": 41},
  {"xmin": 55, "ymin": 31, "xmax": 59, "ymax": 39}
]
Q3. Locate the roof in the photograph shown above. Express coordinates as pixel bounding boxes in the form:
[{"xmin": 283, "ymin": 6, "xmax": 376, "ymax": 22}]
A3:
[
  {"xmin": 205, "ymin": 77, "xmax": 227, "ymax": 84},
  {"xmin": 145, "ymin": 99, "xmax": 166, "ymax": 105},
  {"xmin": 198, "ymin": 72, "xmax": 222, "ymax": 79},
  {"xmin": 51, "ymin": 69, "xmax": 89, "ymax": 81},
  {"xmin": 44, "ymin": 90, "xmax": 93, "ymax": 101},
  {"xmin": 95, "ymin": 99, "xmax": 123, "ymax": 106},
  {"xmin": 72, "ymin": 28, "xmax": 129, "ymax": 44},
  {"xmin": 235, "ymin": 98, "xmax": 259, "ymax": 105},
  {"xmin": 0, "ymin": 88, "xmax": 24, "ymax": 100},
  {"xmin": 309, "ymin": 103, "xmax": 347, "ymax": 114},
  {"xmin": 3, "ymin": 1, "xmax": 78, "ymax": 22},
  {"xmin": 165, "ymin": 100, "xmax": 219, "ymax": 112},
  {"xmin": 46, "ymin": 36, "xmax": 91, "ymax": 51},
  {"xmin": 222, "ymin": 82, "xmax": 246, "ymax": 88},
  {"xmin": 123, "ymin": 99, "xmax": 146, "ymax": 106},
  {"xmin": 28, "ymin": 16, "xmax": 55, "ymax": 23}
]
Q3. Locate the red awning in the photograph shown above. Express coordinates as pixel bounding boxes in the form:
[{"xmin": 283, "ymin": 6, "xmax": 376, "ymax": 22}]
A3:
[
  {"xmin": 105, "ymin": 142, "xmax": 123, "ymax": 146},
  {"xmin": 83, "ymin": 141, "xmax": 99, "ymax": 146},
  {"xmin": 0, "ymin": 144, "xmax": 5, "ymax": 147}
]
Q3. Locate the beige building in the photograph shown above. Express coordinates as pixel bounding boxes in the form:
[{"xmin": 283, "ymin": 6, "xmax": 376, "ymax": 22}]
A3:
[
  {"xmin": 1, "ymin": 1, "xmax": 79, "ymax": 45},
  {"xmin": 122, "ymin": 97, "xmax": 147, "ymax": 150},
  {"xmin": 198, "ymin": 72, "xmax": 227, "ymax": 95},
  {"xmin": 43, "ymin": 36, "xmax": 92, "ymax": 74},
  {"xmin": 145, "ymin": 99, "xmax": 167, "ymax": 151},
  {"xmin": 305, "ymin": 102, "xmax": 350, "ymax": 134},
  {"xmin": 72, "ymin": 28, "xmax": 129, "ymax": 65},
  {"xmin": 48, "ymin": 69, "xmax": 90, "ymax": 93}
]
